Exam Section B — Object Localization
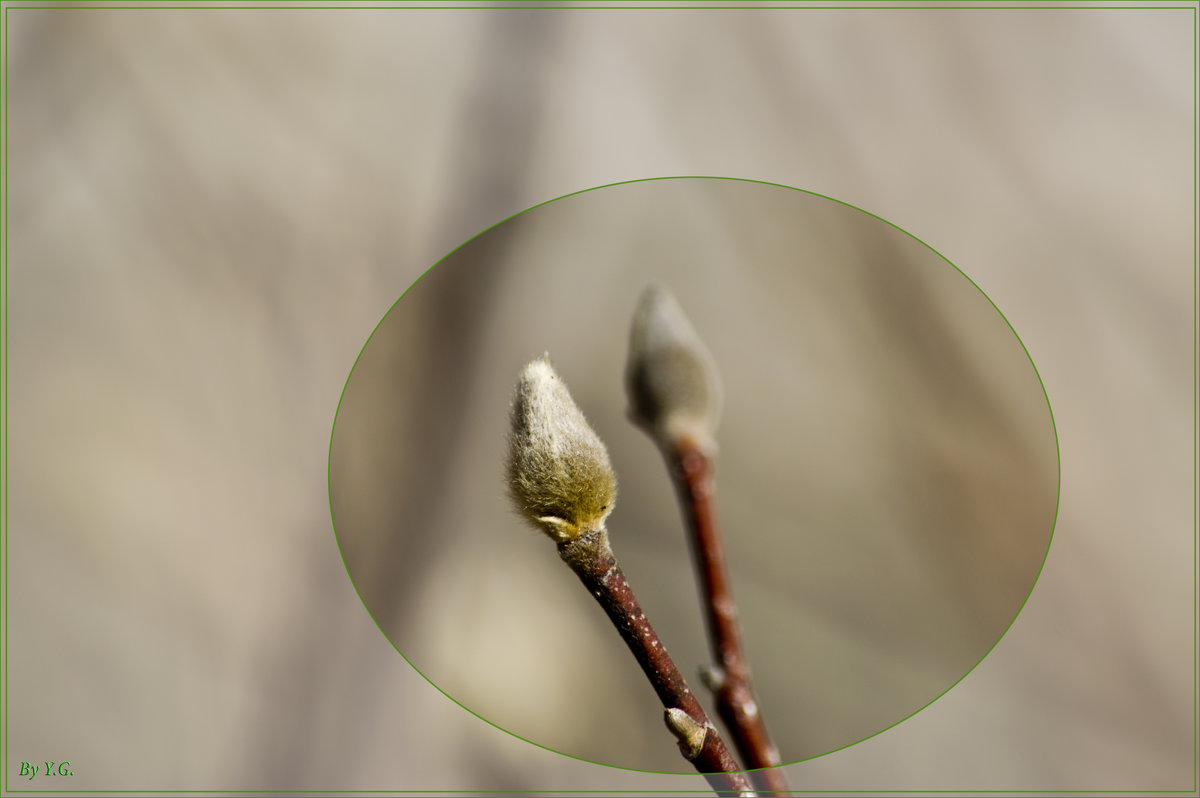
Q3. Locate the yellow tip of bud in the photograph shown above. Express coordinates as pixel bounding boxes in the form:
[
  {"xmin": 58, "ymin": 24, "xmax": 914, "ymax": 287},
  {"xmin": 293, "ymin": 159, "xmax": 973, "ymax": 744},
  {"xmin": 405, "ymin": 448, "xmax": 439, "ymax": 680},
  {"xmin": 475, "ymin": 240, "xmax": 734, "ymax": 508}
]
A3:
[
  {"xmin": 625, "ymin": 284, "xmax": 722, "ymax": 449},
  {"xmin": 507, "ymin": 355, "xmax": 618, "ymax": 543}
]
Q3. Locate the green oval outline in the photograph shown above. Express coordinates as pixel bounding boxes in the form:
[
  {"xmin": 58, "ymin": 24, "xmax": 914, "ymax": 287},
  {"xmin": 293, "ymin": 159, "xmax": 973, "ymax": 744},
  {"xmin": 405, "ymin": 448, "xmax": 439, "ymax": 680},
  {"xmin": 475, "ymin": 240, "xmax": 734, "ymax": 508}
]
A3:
[{"xmin": 326, "ymin": 175, "xmax": 1062, "ymax": 777}]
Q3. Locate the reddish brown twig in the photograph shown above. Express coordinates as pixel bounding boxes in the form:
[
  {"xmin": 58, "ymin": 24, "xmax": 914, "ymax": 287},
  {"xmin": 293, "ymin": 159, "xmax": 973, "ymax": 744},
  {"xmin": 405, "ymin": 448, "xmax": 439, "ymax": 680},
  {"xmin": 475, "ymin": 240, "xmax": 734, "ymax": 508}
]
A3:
[
  {"xmin": 667, "ymin": 435, "xmax": 788, "ymax": 796},
  {"xmin": 622, "ymin": 285, "xmax": 788, "ymax": 795},
  {"xmin": 558, "ymin": 529, "xmax": 756, "ymax": 797},
  {"xmin": 506, "ymin": 356, "xmax": 753, "ymax": 795}
]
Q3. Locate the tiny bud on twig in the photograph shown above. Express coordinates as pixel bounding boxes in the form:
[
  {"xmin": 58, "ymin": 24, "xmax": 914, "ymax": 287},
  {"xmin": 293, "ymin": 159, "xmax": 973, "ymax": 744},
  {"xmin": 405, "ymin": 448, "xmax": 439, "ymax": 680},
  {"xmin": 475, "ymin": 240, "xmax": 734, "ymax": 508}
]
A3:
[
  {"xmin": 700, "ymin": 665, "xmax": 727, "ymax": 693},
  {"xmin": 665, "ymin": 707, "xmax": 712, "ymax": 760},
  {"xmin": 626, "ymin": 284, "xmax": 723, "ymax": 452}
]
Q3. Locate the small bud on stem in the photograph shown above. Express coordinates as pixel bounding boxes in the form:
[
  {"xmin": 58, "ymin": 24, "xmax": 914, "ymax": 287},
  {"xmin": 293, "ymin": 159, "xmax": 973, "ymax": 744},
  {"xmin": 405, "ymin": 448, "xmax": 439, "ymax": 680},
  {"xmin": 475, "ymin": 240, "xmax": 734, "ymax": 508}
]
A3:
[{"xmin": 665, "ymin": 707, "xmax": 713, "ymax": 759}]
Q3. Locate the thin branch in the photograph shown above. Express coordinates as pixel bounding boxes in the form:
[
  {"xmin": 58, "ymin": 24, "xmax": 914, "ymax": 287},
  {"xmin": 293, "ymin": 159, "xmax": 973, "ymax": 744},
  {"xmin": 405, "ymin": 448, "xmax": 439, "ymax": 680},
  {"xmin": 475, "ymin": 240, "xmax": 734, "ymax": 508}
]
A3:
[
  {"xmin": 558, "ymin": 529, "xmax": 756, "ymax": 797},
  {"xmin": 624, "ymin": 285, "xmax": 788, "ymax": 795},
  {"xmin": 506, "ymin": 356, "xmax": 755, "ymax": 796},
  {"xmin": 667, "ymin": 436, "xmax": 788, "ymax": 796}
]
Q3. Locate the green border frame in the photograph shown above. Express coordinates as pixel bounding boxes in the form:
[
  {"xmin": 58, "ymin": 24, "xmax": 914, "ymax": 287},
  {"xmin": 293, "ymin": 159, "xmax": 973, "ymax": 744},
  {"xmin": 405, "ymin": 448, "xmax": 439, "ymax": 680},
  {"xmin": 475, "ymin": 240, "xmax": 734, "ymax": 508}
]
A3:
[
  {"xmin": 0, "ymin": 4, "xmax": 1194, "ymax": 9},
  {"xmin": 1, "ymin": 3, "xmax": 1194, "ymax": 797}
]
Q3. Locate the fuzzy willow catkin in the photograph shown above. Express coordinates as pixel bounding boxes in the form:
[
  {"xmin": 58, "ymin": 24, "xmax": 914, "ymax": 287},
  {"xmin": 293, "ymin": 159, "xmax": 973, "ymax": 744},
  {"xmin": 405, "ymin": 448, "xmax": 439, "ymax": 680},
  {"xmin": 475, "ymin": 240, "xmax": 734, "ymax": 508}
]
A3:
[{"xmin": 507, "ymin": 355, "xmax": 617, "ymax": 542}]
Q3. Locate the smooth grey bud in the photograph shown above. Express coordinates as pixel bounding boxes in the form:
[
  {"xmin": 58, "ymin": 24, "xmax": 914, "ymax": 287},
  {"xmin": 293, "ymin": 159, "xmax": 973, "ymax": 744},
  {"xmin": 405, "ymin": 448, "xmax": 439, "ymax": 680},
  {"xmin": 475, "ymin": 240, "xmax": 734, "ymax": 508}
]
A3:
[{"xmin": 625, "ymin": 284, "xmax": 722, "ymax": 449}]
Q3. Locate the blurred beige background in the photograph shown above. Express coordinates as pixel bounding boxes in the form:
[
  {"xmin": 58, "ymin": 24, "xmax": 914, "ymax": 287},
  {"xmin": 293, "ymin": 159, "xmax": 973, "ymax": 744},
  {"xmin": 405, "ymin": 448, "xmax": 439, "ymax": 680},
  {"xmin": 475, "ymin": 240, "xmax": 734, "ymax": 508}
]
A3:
[{"xmin": 3, "ymin": 3, "xmax": 1194, "ymax": 794}]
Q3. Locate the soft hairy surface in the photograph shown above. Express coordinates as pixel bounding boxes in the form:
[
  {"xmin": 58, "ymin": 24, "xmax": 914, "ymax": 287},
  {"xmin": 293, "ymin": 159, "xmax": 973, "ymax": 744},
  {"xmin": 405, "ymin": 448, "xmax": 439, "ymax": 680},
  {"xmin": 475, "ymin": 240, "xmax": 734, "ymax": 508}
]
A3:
[{"xmin": 507, "ymin": 356, "xmax": 617, "ymax": 541}]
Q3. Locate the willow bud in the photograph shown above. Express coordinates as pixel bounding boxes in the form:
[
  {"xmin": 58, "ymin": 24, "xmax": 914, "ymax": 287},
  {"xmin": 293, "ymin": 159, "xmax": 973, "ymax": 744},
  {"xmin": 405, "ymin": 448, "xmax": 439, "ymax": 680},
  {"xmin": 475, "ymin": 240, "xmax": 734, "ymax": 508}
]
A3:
[
  {"xmin": 664, "ymin": 707, "xmax": 710, "ymax": 760},
  {"xmin": 625, "ymin": 284, "xmax": 722, "ymax": 450},
  {"xmin": 506, "ymin": 355, "xmax": 618, "ymax": 542}
]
